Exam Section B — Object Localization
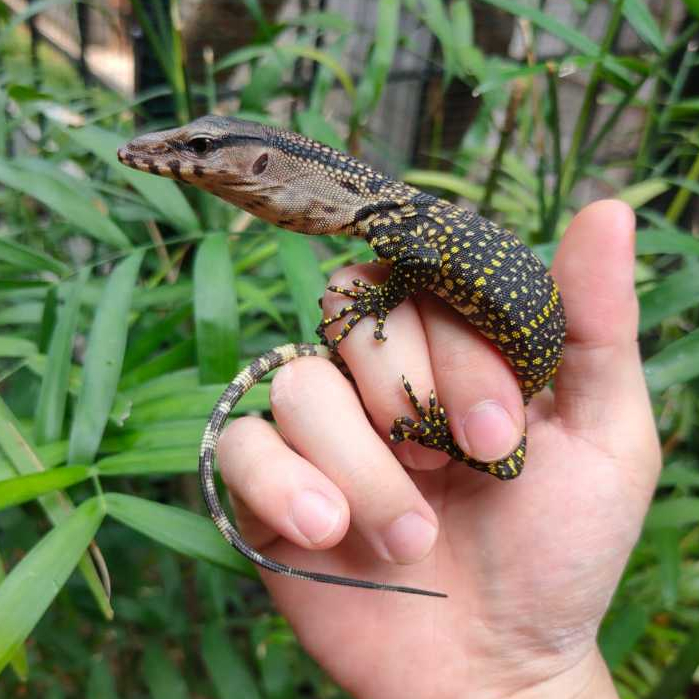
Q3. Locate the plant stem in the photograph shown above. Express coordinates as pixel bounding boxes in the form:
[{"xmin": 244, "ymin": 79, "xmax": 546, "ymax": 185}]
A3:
[
  {"xmin": 542, "ymin": 62, "xmax": 562, "ymax": 241},
  {"xmin": 481, "ymin": 79, "xmax": 525, "ymax": 219},
  {"xmin": 665, "ymin": 148, "xmax": 699, "ymax": 225},
  {"xmin": 559, "ymin": 0, "xmax": 625, "ymax": 199}
]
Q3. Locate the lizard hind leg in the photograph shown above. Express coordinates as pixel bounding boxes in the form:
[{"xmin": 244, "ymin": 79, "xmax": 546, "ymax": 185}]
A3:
[{"xmin": 389, "ymin": 376, "xmax": 526, "ymax": 481}]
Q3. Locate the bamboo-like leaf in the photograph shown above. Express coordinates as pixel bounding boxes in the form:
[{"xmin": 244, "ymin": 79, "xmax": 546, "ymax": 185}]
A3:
[
  {"xmin": 644, "ymin": 328, "xmax": 699, "ymax": 393},
  {"xmin": 0, "ymin": 336, "xmax": 37, "ymax": 357},
  {"xmin": 66, "ymin": 125, "xmax": 199, "ymax": 233},
  {"xmin": 104, "ymin": 493, "xmax": 256, "ymax": 578},
  {"xmin": 0, "ymin": 555, "xmax": 28, "ymax": 682},
  {"xmin": 0, "ymin": 161, "xmax": 131, "ymax": 249},
  {"xmin": 623, "ymin": 0, "xmax": 665, "ymax": 53},
  {"xmin": 646, "ymin": 497, "xmax": 699, "ymax": 529},
  {"xmin": 201, "ymin": 622, "xmax": 262, "ymax": 699},
  {"xmin": 119, "ymin": 339, "xmax": 195, "ymax": 391},
  {"xmin": 97, "ymin": 446, "xmax": 198, "ymax": 476},
  {"xmin": 193, "ymin": 233, "xmax": 239, "ymax": 384},
  {"xmin": 0, "ymin": 497, "xmax": 105, "ymax": 673},
  {"xmin": 0, "ymin": 238, "xmax": 69, "ymax": 276},
  {"xmin": 143, "ymin": 642, "xmax": 190, "ymax": 699},
  {"xmin": 69, "ymin": 252, "xmax": 144, "ymax": 464},
  {"xmin": 127, "ymin": 381, "xmax": 269, "ymax": 424},
  {"xmin": 645, "ymin": 624, "xmax": 699, "ymax": 699},
  {"xmin": 636, "ymin": 229, "xmax": 699, "ymax": 256},
  {"xmin": 477, "ymin": 0, "xmax": 631, "ymax": 81},
  {"xmin": 639, "ymin": 264, "xmax": 699, "ymax": 332},
  {"xmin": 276, "ymin": 230, "xmax": 325, "ymax": 342},
  {"xmin": 599, "ymin": 603, "xmax": 649, "ymax": 671},
  {"xmin": 35, "ymin": 268, "xmax": 89, "ymax": 445},
  {"xmin": 0, "ymin": 466, "xmax": 93, "ymax": 510},
  {"xmin": 0, "ymin": 400, "xmax": 113, "ymax": 619},
  {"xmin": 353, "ymin": 0, "xmax": 400, "ymax": 120},
  {"xmin": 87, "ymin": 655, "xmax": 119, "ymax": 699},
  {"xmin": 616, "ymin": 179, "xmax": 669, "ymax": 208}
]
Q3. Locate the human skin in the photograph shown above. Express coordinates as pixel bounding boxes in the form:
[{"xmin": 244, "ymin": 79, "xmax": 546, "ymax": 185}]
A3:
[{"xmin": 218, "ymin": 200, "xmax": 661, "ymax": 699}]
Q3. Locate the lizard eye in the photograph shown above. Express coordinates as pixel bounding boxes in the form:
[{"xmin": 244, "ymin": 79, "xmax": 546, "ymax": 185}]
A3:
[{"xmin": 188, "ymin": 137, "xmax": 213, "ymax": 155}]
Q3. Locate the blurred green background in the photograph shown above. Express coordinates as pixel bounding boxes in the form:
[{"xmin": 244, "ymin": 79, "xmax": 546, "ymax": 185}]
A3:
[{"xmin": 1, "ymin": 0, "xmax": 698, "ymax": 696}]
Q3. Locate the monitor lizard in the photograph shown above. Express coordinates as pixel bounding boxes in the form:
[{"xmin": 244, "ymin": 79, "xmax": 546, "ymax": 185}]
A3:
[{"xmin": 118, "ymin": 115, "xmax": 566, "ymax": 597}]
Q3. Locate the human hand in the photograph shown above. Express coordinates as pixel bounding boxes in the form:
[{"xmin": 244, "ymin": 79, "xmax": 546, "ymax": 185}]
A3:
[{"xmin": 218, "ymin": 200, "xmax": 661, "ymax": 699}]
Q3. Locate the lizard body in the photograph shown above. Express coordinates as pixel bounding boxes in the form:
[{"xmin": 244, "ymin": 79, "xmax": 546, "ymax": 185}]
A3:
[{"xmin": 118, "ymin": 116, "xmax": 566, "ymax": 597}]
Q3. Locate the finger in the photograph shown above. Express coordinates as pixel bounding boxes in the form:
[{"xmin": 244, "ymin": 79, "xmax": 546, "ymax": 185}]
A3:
[
  {"xmin": 417, "ymin": 293, "xmax": 525, "ymax": 462},
  {"xmin": 321, "ymin": 263, "xmax": 449, "ymax": 470},
  {"xmin": 551, "ymin": 199, "xmax": 655, "ymax": 453},
  {"xmin": 270, "ymin": 356, "xmax": 439, "ymax": 564},
  {"xmin": 218, "ymin": 416, "xmax": 350, "ymax": 551}
]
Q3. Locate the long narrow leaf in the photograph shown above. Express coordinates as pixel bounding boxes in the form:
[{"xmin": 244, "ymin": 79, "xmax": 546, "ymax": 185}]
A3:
[
  {"xmin": 0, "ymin": 466, "xmax": 92, "ymax": 511},
  {"xmin": 644, "ymin": 328, "xmax": 699, "ymax": 393},
  {"xmin": 0, "ymin": 161, "xmax": 131, "ymax": 249},
  {"xmin": 276, "ymin": 230, "xmax": 325, "ymax": 342},
  {"xmin": 35, "ymin": 268, "xmax": 89, "ymax": 444},
  {"xmin": 193, "ymin": 233, "xmax": 239, "ymax": 384},
  {"xmin": 201, "ymin": 622, "xmax": 261, "ymax": 699},
  {"xmin": 104, "ymin": 493, "xmax": 256, "ymax": 578},
  {"xmin": 0, "ymin": 555, "xmax": 28, "ymax": 682},
  {"xmin": 0, "ymin": 497, "xmax": 105, "ymax": 672},
  {"xmin": 69, "ymin": 252, "xmax": 144, "ymax": 464}
]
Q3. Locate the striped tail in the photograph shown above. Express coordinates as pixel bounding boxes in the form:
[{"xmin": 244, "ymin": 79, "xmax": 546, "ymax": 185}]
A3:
[{"xmin": 198, "ymin": 342, "xmax": 446, "ymax": 598}]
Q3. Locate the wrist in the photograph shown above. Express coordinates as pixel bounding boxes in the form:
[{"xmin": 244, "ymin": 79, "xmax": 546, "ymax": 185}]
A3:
[{"xmin": 509, "ymin": 648, "xmax": 617, "ymax": 699}]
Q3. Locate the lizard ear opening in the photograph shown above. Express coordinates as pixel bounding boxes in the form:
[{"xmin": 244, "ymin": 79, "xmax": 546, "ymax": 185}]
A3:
[{"xmin": 252, "ymin": 153, "xmax": 269, "ymax": 175}]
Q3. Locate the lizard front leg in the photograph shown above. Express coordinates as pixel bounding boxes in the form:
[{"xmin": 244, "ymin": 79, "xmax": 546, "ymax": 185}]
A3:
[{"xmin": 317, "ymin": 226, "xmax": 441, "ymax": 348}]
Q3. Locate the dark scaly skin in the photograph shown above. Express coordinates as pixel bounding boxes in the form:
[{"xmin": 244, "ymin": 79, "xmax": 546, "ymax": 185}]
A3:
[{"xmin": 118, "ymin": 116, "xmax": 566, "ymax": 596}]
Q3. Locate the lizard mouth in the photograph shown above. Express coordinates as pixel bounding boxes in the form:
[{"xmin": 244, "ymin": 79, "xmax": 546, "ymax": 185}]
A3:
[{"xmin": 117, "ymin": 144, "xmax": 194, "ymax": 181}]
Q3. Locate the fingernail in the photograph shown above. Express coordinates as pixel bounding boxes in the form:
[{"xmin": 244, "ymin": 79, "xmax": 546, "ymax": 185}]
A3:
[
  {"xmin": 290, "ymin": 490, "xmax": 341, "ymax": 545},
  {"xmin": 381, "ymin": 511, "xmax": 437, "ymax": 564},
  {"xmin": 461, "ymin": 400, "xmax": 519, "ymax": 462}
]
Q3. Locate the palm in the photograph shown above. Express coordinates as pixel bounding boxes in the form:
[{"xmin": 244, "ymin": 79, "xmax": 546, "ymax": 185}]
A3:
[{"xmin": 260, "ymin": 394, "xmax": 652, "ymax": 698}]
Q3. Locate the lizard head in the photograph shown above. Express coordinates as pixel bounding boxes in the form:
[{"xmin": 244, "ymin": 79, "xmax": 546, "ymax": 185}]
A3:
[{"xmin": 118, "ymin": 115, "xmax": 407, "ymax": 235}]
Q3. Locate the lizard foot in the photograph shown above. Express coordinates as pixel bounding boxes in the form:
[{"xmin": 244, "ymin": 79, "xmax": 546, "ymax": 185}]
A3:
[
  {"xmin": 389, "ymin": 375, "xmax": 526, "ymax": 480},
  {"xmin": 316, "ymin": 279, "xmax": 390, "ymax": 348}
]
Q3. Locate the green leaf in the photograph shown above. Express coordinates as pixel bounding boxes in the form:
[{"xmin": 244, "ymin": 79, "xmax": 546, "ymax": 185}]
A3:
[
  {"xmin": 639, "ymin": 264, "xmax": 699, "ymax": 332},
  {"xmin": 87, "ymin": 656, "xmax": 119, "ymax": 699},
  {"xmin": 646, "ymin": 497, "xmax": 699, "ymax": 529},
  {"xmin": 0, "ymin": 401, "xmax": 112, "ymax": 620},
  {"xmin": 0, "ymin": 161, "xmax": 131, "ymax": 249},
  {"xmin": 616, "ymin": 179, "xmax": 669, "ymax": 208},
  {"xmin": 35, "ymin": 269, "xmax": 89, "ymax": 444},
  {"xmin": 636, "ymin": 229, "xmax": 699, "ymax": 256},
  {"xmin": 645, "ymin": 624, "xmax": 699, "ymax": 699},
  {"xmin": 97, "ymin": 446, "xmax": 198, "ymax": 476},
  {"xmin": 68, "ymin": 252, "xmax": 144, "ymax": 464},
  {"xmin": 66, "ymin": 125, "xmax": 200, "ymax": 233},
  {"xmin": 0, "ymin": 497, "xmax": 105, "ymax": 673},
  {"xmin": 353, "ymin": 0, "xmax": 400, "ymax": 120},
  {"xmin": 276, "ymin": 230, "xmax": 325, "ymax": 342},
  {"xmin": 682, "ymin": 0, "xmax": 699, "ymax": 19},
  {"xmin": 143, "ymin": 642, "xmax": 190, "ymax": 699},
  {"xmin": 194, "ymin": 233, "xmax": 239, "ymax": 384},
  {"xmin": 622, "ymin": 0, "xmax": 665, "ymax": 52},
  {"xmin": 294, "ymin": 110, "xmax": 344, "ymax": 150},
  {"xmin": 104, "ymin": 493, "xmax": 256, "ymax": 577},
  {"xmin": 119, "ymin": 339, "xmax": 195, "ymax": 392},
  {"xmin": 0, "ymin": 237, "xmax": 69, "ymax": 276},
  {"xmin": 658, "ymin": 460, "xmax": 699, "ymax": 488},
  {"xmin": 644, "ymin": 328, "xmax": 699, "ymax": 393},
  {"xmin": 476, "ymin": 0, "xmax": 631, "ymax": 82},
  {"xmin": 126, "ymin": 382, "xmax": 269, "ymax": 424},
  {"xmin": 0, "ymin": 555, "xmax": 28, "ymax": 682},
  {"xmin": 201, "ymin": 622, "xmax": 262, "ymax": 699},
  {"xmin": 599, "ymin": 603, "xmax": 649, "ymax": 670},
  {"xmin": 0, "ymin": 336, "xmax": 37, "ymax": 357},
  {"xmin": 285, "ymin": 10, "xmax": 353, "ymax": 31},
  {"xmin": 0, "ymin": 466, "xmax": 93, "ymax": 511}
]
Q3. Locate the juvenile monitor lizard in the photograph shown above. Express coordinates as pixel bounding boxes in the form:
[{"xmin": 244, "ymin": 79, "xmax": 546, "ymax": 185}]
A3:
[{"xmin": 118, "ymin": 116, "xmax": 566, "ymax": 598}]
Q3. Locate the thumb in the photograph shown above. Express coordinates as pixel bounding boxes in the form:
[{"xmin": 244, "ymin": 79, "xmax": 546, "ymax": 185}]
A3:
[{"xmin": 550, "ymin": 199, "xmax": 650, "ymax": 447}]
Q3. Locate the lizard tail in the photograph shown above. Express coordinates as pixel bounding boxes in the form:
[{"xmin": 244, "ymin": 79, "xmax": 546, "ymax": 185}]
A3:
[{"xmin": 198, "ymin": 342, "xmax": 447, "ymax": 598}]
